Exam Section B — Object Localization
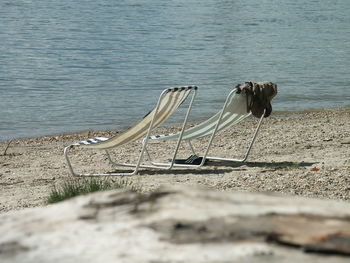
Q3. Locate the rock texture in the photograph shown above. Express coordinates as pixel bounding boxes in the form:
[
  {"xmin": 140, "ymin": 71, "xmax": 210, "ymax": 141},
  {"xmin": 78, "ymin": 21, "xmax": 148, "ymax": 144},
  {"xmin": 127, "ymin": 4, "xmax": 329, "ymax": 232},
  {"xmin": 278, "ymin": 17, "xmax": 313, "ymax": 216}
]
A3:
[{"xmin": 1, "ymin": 186, "xmax": 350, "ymax": 263}]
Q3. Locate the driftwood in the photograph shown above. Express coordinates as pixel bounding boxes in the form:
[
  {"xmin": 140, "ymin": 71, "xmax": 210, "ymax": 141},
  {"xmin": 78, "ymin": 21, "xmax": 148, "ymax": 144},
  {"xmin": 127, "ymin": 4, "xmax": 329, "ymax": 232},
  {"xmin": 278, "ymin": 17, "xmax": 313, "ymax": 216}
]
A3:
[
  {"xmin": 2, "ymin": 140, "xmax": 12, "ymax": 156},
  {"xmin": 0, "ymin": 186, "xmax": 350, "ymax": 262}
]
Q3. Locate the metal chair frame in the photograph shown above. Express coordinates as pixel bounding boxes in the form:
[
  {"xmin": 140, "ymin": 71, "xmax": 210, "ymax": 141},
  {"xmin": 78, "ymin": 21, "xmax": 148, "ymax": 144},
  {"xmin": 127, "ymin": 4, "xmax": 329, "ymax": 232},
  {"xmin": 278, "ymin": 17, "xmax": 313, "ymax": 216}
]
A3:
[
  {"xmin": 64, "ymin": 86, "xmax": 197, "ymax": 176},
  {"xmin": 143, "ymin": 88, "xmax": 265, "ymax": 169}
]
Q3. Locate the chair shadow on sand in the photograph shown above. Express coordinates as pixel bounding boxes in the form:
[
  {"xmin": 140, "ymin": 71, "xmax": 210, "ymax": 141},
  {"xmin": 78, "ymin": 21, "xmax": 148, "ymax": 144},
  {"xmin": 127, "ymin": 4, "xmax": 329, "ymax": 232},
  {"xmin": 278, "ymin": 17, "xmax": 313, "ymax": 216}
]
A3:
[
  {"xmin": 108, "ymin": 160, "xmax": 317, "ymax": 176},
  {"xmin": 207, "ymin": 160, "xmax": 317, "ymax": 169}
]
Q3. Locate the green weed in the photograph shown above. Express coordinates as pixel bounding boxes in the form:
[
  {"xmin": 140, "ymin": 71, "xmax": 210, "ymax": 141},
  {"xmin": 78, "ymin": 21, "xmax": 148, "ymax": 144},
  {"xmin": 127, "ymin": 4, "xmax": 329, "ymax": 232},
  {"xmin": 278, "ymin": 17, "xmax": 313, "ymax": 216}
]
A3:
[{"xmin": 47, "ymin": 178, "xmax": 140, "ymax": 204}]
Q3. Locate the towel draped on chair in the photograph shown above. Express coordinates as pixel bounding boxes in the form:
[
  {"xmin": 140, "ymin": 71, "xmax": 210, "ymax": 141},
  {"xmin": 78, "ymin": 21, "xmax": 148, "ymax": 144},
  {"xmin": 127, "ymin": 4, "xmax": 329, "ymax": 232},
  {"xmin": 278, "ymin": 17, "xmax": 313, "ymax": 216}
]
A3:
[{"xmin": 237, "ymin": 81, "xmax": 277, "ymax": 118}]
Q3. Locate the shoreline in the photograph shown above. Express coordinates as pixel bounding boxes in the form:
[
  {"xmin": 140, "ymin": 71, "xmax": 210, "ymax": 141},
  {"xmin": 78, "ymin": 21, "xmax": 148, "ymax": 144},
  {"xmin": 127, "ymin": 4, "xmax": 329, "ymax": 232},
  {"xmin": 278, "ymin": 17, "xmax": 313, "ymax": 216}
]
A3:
[
  {"xmin": 0, "ymin": 107, "xmax": 349, "ymax": 212},
  {"xmin": 1, "ymin": 105, "xmax": 349, "ymax": 144}
]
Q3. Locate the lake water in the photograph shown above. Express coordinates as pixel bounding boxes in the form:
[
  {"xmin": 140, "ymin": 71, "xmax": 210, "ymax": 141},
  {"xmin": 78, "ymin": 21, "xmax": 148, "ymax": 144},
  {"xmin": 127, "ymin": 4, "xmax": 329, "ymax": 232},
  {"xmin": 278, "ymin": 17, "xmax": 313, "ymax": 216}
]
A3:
[{"xmin": 1, "ymin": 0, "xmax": 349, "ymax": 141}]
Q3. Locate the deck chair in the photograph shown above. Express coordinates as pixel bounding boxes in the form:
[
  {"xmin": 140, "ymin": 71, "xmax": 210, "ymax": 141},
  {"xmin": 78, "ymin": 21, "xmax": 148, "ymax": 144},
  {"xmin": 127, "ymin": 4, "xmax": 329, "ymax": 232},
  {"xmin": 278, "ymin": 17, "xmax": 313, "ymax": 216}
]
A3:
[
  {"xmin": 145, "ymin": 82, "xmax": 277, "ymax": 168},
  {"xmin": 64, "ymin": 86, "xmax": 198, "ymax": 176}
]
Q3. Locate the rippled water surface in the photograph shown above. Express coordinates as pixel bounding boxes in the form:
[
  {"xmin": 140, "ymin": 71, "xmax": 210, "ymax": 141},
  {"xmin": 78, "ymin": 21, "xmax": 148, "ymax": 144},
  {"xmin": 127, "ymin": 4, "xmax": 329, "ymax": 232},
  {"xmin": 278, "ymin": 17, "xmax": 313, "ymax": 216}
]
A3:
[{"xmin": 1, "ymin": 0, "xmax": 349, "ymax": 140}]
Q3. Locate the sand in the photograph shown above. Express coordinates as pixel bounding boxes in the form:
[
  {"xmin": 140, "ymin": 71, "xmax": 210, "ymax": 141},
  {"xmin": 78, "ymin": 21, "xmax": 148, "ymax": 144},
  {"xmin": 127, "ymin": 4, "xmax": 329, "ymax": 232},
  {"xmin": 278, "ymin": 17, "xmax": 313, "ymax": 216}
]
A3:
[{"xmin": 0, "ymin": 107, "xmax": 349, "ymax": 212}]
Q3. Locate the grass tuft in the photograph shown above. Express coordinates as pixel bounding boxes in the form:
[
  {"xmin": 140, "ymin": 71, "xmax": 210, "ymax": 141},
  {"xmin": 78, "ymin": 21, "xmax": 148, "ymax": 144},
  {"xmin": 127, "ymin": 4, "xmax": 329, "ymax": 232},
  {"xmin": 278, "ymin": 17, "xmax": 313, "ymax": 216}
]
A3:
[{"xmin": 47, "ymin": 178, "xmax": 140, "ymax": 204}]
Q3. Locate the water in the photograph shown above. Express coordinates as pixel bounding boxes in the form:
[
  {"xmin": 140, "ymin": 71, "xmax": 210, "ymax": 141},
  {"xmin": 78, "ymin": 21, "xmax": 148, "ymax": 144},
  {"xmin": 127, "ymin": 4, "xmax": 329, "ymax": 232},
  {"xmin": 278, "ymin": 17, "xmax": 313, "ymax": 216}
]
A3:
[{"xmin": 1, "ymin": 0, "xmax": 349, "ymax": 141}]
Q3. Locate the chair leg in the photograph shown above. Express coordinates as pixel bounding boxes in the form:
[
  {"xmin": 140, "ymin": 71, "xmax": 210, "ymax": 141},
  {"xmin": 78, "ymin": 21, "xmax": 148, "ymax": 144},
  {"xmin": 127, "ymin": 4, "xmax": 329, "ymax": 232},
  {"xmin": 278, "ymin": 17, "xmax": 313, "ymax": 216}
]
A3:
[
  {"xmin": 64, "ymin": 146, "xmax": 140, "ymax": 177},
  {"xmin": 138, "ymin": 89, "xmax": 198, "ymax": 169},
  {"xmin": 187, "ymin": 140, "xmax": 197, "ymax": 155},
  {"xmin": 207, "ymin": 112, "xmax": 265, "ymax": 163},
  {"xmin": 140, "ymin": 138, "xmax": 153, "ymax": 163},
  {"xmin": 240, "ymin": 112, "xmax": 265, "ymax": 162},
  {"xmin": 104, "ymin": 140, "xmax": 169, "ymax": 174},
  {"xmin": 64, "ymin": 145, "xmax": 77, "ymax": 176},
  {"xmin": 146, "ymin": 103, "xmax": 225, "ymax": 169}
]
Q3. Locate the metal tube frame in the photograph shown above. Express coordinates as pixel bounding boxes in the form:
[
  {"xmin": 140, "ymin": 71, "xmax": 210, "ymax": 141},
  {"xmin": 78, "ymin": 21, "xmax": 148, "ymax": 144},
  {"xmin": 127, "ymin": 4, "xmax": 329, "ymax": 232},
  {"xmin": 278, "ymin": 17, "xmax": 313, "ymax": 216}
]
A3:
[
  {"xmin": 145, "ymin": 89, "xmax": 265, "ymax": 168},
  {"xmin": 64, "ymin": 87, "xmax": 197, "ymax": 176},
  {"xmin": 148, "ymin": 88, "xmax": 238, "ymax": 168},
  {"xmin": 206, "ymin": 110, "xmax": 264, "ymax": 163},
  {"xmin": 106, "ymin": 87, "xmax": 197, "ymax": 171}
]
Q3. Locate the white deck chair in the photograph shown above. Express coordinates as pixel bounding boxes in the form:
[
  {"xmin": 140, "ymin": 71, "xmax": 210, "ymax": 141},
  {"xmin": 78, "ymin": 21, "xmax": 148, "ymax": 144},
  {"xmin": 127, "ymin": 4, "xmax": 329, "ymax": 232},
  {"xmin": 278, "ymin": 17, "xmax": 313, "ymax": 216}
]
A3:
[
  {"xmin": 145, "ymin": 87, "xmax": 265, "ymax": 168},
  {"xmin": 64, "ymin": 86, "xmax": 197, "ymax": 176}
]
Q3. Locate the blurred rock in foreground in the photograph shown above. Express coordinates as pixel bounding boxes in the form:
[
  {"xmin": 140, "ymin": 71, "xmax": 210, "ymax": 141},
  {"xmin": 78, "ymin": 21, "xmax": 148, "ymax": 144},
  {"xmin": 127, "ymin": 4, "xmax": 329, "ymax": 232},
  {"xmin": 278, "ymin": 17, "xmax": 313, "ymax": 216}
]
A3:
[{"xmin": 1, "ymin": 186, "xmax": 350, "ymax": 263}]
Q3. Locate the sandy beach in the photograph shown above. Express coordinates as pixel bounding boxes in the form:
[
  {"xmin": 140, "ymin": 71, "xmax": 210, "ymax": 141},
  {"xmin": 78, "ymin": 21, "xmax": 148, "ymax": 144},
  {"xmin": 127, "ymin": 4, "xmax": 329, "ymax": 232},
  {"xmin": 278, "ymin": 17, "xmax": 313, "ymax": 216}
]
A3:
[{"xmin": 0, "ymin": 107, "xmax": 349, "ymax": 212}]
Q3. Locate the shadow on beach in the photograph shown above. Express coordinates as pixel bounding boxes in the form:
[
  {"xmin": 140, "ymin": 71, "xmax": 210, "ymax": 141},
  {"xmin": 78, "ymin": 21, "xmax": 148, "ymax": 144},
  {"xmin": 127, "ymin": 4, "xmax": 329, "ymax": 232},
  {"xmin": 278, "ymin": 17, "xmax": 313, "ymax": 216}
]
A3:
[
  {"xmin": 207, "ymin": 160, "xmax": 317, "ymax": 169},
  {"xmin": 107, "ymin": 160, "xmax": 316, "ymax": 176}
]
